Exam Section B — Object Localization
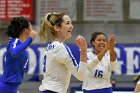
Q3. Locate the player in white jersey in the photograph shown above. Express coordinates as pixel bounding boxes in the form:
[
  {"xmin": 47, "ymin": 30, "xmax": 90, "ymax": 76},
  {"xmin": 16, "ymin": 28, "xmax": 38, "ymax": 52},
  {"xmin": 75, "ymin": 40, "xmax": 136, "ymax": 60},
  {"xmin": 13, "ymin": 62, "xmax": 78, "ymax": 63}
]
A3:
[
  {"xmin": 38, "ymin": 12, "xmax": 87, "ymax": 93},
  {"xmin": 134, "ymin": 78, "xmax": 140, "ymax": 93},
  {"xmin": 82, "ymin": 32, "xmax": 118, "ymax": 93}
]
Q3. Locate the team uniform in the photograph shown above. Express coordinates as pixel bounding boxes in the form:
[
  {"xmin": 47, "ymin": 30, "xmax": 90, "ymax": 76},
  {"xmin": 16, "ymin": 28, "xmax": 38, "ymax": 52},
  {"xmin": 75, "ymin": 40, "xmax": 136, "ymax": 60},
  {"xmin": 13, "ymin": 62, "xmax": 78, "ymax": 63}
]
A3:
[
  {"xmin": 82, "ymin": 50, "xmax": 117, "ymax": 93},
  {"xmin": 39, "ymin": 41, "xmax": 86, "ymax": 93},
  {"xmin": 0, "ymin": 37, "xmax": 32, "ymax": 93}
]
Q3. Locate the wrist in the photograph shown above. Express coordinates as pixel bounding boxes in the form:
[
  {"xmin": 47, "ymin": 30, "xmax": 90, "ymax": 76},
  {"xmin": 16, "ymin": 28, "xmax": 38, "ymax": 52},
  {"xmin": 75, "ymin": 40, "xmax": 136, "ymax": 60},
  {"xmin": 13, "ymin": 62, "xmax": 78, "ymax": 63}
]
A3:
[
  {"xmin": 104, "ymin": 48, "xmax": 108, "ymax": 52},
  {"xmin": 80, "ymin": 50, "xmax": 87, "ymax": 54}
]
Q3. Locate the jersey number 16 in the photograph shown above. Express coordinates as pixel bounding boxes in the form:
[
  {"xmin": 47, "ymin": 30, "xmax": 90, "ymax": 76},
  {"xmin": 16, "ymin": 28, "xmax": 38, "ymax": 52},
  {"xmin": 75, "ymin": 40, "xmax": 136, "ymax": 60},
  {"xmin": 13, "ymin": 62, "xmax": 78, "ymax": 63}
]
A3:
[{"xmin": 95, "ymin": 70, "xmax": 103, "ymax": 78}]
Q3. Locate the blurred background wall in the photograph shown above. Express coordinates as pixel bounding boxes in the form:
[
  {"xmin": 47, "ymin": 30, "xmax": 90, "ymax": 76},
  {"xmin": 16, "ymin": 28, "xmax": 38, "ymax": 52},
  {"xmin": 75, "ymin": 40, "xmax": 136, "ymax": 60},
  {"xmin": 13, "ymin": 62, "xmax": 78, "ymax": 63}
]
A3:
[
  {"xmin": 0, "ymin": 0, "xmax": 140, "ymax": 93},
  {"xmin": 0, "ymin": 0, "xmax": 140, "ymax": 44}
]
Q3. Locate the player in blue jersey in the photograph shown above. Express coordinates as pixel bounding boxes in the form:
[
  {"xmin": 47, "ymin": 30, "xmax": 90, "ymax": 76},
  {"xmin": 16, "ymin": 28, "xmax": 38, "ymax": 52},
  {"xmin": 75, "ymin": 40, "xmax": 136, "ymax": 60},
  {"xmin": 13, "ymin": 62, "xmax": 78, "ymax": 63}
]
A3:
[
  {"xmin": 0, "ymin": 17, "xmax": 37, "ymax": 93},
  {"xmin": 39, "ymin": 12, "xmax": 87, "ymax": 93},
  {"xmin": 82, "ymin": 32, "xmax": 118, "ymax": 93}
]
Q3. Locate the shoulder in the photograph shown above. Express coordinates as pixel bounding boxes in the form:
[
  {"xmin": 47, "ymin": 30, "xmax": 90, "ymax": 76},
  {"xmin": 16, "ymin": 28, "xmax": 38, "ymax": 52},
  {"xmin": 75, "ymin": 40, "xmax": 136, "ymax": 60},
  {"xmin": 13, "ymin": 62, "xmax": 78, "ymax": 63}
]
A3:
[
  {"xmin": 46, "ymin": 41, "xmax": 66, "ymax": 51},
  {"xmin": 8, "ymin": 38, "xmax": 20, "ymax": 48},
  {"xmin": 52, "ymin": 41, "xmax": 72, "ymax": 54},
  {"xmin": 52, "ymin": 41, "xmax": 65, "ymax": 49}
]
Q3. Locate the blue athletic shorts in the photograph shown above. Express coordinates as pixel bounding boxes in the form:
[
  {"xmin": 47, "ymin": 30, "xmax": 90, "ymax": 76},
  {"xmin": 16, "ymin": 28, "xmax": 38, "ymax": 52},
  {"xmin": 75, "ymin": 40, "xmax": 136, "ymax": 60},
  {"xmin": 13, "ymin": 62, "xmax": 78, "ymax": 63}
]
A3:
[
  {"xmin": 0, "ymin": 81, "xmax": 19, "ymax": 93},
  {"xmin": 83, "ymin": 87, "xmax": 112, "ymax": 93},
  {"xmin": 40, "ymin": 90, "xmax": 57, "ymax": 93}
]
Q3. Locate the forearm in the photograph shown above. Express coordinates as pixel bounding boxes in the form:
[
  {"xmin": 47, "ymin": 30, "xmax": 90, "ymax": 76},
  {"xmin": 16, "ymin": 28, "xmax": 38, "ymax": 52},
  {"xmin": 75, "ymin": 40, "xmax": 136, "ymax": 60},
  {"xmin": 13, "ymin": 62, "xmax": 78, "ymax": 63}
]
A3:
[
  {"xmin": 65, "ymin": 59, "xmax": 86, "ymax": 81},
  {"xmin": 80, "ymin": 51, "xmax": 87, "ymax": 63},
  {"xmin": 110, "ymin": 48, "xmax": 116, "ymax": 62},
  {"xmin": 134, "ymin": 84, "xmax": 140, "ymax": 93},
  {"xmin": 11, "ymin": 37, "xmax": 32, "ymax": 57},
  {"xmin": 110, "ymin": 60, "xmax": 117, "ymax": 71},
  {"xmin": 76, "ymin": 62, "xmax": 87, "ymax": 81},
  {"xmin": 97, "ymin": 48, "xmax": 108, "ymax": 61}
]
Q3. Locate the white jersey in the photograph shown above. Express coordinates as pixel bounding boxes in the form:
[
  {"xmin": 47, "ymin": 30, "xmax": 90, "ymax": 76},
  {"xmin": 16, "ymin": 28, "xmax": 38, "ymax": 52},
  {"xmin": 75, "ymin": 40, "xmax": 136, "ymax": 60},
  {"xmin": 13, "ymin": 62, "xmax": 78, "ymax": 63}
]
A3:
[
  {"xmin": 82, "ymin": 50, "xmax": 117, "ymax": 90},
  {"xmin": 39, "ymin": 41, "xmax": 86, "ymax": 93}
]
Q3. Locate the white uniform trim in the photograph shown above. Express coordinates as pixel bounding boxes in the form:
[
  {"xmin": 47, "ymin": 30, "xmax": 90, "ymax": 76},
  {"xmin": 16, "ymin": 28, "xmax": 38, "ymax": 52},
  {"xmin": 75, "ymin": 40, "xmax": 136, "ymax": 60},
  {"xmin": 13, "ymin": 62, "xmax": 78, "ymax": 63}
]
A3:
[{"xmin": 13, "ymin": 39, "xmax": 18, "ymax": 48}]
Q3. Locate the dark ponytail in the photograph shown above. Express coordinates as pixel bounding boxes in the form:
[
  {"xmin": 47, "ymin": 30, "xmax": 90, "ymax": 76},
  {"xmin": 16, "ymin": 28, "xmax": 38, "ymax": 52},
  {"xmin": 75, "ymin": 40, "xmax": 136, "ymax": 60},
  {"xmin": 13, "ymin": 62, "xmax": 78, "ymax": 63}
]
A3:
[{"xmin": 6, "ymin": 16, "xmax": 30, "ymax": 38}]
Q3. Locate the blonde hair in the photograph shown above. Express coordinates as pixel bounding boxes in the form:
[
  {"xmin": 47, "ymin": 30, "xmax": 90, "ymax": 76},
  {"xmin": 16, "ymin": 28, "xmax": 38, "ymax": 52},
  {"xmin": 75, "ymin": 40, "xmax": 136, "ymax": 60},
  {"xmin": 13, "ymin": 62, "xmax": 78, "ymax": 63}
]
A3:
[{"xmin": 39, "ymin": 12, "xmax": 65, "ymax": 43}]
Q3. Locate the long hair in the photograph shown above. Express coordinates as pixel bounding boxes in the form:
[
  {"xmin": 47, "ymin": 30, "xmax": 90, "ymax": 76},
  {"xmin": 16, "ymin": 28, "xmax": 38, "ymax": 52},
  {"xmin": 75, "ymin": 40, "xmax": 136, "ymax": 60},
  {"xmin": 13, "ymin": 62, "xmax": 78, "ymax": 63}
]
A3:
[{"xmin": 39, "ymin": 12, "xmax": 65, "ymax": 43}]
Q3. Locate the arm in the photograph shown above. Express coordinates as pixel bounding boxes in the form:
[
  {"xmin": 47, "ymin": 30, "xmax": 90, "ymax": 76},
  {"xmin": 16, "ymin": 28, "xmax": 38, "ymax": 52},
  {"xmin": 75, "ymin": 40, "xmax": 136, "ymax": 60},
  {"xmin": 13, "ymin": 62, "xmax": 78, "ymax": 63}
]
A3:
[
  {"xmin": 108, "ymin": 35, "xmax": 118, "ymax": 71},
  {"xmin": 110, "ymin": 59, "xmax": 117, "ymax": 71},
  {"xmin": 56, "ymin": 45, "xmax": 86, "ymax": 81},
  {"xmin": 134, "ymin": 80, "xmax": 140, "ymax": 93},
  {"xmin": 50, "ymin": 40, "xmax": 86, "ymax": 81},
  {"xmin": 65, "ymin": 59, "xmax": 86, "ymax": 81},
  {"xmin": 75, "ymin": 35, "xmax": 87, "ymax": 63},
  {"xmin": 98, "ymin": 48, "xmax": 108, "ymax": 61},
  {"xmin": 109, "ymin": 35, "xmax": 116, "ymax": 62},
  {"xmin": 74, "ymin": 35, "xmax": 87, "ymax": 80},
  {"xmin": 53, "ymin": 35, "xmax": 87, "ymax": 81},
  {"xmin": 61, "ymin": 35, "xmax": 87, "ymax": 81},
  {"xmin": 10, "ymin": 37, "xmax": 32, "ymax": 57},
  {"xmin": 10, "ymin": 30, "xmax": 37, "ymax": 57}
]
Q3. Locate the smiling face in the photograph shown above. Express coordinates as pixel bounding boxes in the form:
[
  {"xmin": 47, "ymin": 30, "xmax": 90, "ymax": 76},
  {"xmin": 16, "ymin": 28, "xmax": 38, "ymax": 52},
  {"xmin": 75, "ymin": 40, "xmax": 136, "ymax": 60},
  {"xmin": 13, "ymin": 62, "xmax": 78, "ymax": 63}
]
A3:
[
  {"xmin": 56, "ymin": 15, "xmax": 73, "ymax": 42},
  {"xmin": 92, "ymin": 34, "xmax": 107, "ymax": 54}
]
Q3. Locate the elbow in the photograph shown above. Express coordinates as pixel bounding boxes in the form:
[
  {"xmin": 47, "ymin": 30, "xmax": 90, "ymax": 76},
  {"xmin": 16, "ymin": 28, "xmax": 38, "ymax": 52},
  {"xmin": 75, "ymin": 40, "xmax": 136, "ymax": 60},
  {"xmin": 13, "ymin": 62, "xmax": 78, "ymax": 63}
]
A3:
[
  {"xmin": 76, "ymin": 72, "xmax": 85, "ymax": 81},
  {"xmin": 112, "ymin": 66, "xmax": 118, "ymax": 72},
  {"xmin": 76, "ymin": 75, "xmax": 84, "ymax": 81},
  {"xmin": 112, "ymin": 68, "xmax": 117, "ymax": 72},
  {"xmin": 73, "ymin": 72, "xmax": 84, "ymax": 81},
  {"xmin": 78, "ymin": 78, "xmax": 83, "ymax": 81}
]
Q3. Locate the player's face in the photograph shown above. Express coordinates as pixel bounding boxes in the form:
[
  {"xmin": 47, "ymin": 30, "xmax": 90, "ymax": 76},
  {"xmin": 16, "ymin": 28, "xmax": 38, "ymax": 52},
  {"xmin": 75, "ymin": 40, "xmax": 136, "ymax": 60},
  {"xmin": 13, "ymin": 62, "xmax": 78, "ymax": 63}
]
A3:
[
  {"xmin": 23, "ymin": 23, "xmax": 32, "ymax": 39},
  {"xmin": 57, "ymin": 15, "xmax": 73, "ymax": 41},
  {"xmin": 92, "ymin": 34, "xmax": 107, "ymax": 54}
]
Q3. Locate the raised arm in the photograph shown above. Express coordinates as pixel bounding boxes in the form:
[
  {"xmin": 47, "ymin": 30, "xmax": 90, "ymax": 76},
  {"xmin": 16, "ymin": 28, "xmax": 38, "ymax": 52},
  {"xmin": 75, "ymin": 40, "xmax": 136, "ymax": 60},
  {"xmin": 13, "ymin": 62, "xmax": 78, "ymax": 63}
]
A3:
[
  {"xmin": 10, "ymin": 30, "xmax": 37, "ymax": 57},
  {"xmin": 108, "ymin": 34, "xmax": 117, "ymax": 71},
  {"xmin": 108, "ymin": 34, "xmax": 116, "ymax": 62},
  {"xmin": 75, "ymin": 35, "xmax": 87, "ymax": 63}
]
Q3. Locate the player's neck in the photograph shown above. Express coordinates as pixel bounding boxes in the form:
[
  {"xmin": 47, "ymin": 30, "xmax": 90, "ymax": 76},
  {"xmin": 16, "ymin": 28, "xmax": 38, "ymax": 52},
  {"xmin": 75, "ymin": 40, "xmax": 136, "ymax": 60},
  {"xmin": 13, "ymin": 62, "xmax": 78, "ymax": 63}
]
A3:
[{"xmin": 19, "ymin": 34, "xmax": 28, "ymax": 42}]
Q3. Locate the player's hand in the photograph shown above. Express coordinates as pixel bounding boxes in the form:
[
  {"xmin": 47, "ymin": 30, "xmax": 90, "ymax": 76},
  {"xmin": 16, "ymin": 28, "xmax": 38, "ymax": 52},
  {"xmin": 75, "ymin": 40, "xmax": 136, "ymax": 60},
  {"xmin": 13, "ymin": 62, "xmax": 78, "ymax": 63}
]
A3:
[
  {"xmin": 75, "ymin": 35, "xmax": 87, "ymax": 53},
  {"xmin": 29, "ymin": 30, "xmax": 37, "ymax": 40},
  {"xmin": 108, "ymin": 34, "xmax": 115, "ymax": 50}
]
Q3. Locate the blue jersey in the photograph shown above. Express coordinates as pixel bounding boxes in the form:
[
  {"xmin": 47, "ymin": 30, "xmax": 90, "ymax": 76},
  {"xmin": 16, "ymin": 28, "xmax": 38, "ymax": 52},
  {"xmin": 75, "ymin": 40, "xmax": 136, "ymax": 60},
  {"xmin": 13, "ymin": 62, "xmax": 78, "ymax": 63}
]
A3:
[{"xmin": 0, "ymin": 37, "xmax": 32, "ymax": 85}]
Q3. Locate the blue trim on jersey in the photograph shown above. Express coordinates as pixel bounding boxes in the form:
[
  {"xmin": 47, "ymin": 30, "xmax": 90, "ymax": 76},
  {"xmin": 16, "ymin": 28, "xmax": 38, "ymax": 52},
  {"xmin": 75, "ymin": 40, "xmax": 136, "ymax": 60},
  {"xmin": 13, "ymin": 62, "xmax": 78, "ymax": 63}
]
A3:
[
  {"xmin": 83, "ymin": 87, "xmax": 112, "ymax": 93},
  {"xmin": 64, "ymin": 44, "xmax": 78, "ymax": 66}
]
